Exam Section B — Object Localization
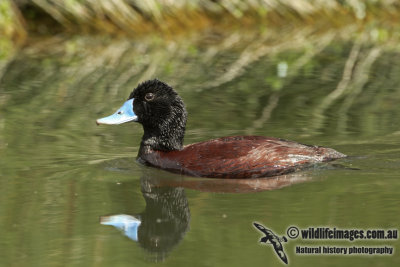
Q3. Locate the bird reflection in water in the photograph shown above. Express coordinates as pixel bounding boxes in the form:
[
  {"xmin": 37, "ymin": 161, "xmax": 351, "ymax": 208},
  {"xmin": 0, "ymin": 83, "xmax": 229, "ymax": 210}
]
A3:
[
  {"xmin": 101, "ymin": 175, "xmax": 190, "ymax": 262},
  {"xmin": 100, "ymin": 170, "xmax": 311, "ymax": 261}
]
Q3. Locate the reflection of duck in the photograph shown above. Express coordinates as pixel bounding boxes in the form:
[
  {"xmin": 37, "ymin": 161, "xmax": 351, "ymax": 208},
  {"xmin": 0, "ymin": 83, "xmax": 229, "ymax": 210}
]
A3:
[
  {"xmin": 97, "ymin": 79, "xmax": 346, "ymax": 178},
  {"xmin": 253, "ymin": 223, "xmax": 288, "ymax": 264},
  {"xmin": 142, "ymin": 169, "xmax": 312, "ymax": 193},
  {"xmin": 100, "ymin": 177, "xmax": 190, "ymax": 262},
  {"xmin": 99, "ymin": 168, "xmax": 309, "ymax": 262}
]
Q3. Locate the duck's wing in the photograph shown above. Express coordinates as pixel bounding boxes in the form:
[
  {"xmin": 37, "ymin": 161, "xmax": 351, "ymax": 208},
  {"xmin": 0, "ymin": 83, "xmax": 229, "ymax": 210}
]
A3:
[{"xmin": 145, "ymin": 136, "xmax": 345, "ymax": 178}]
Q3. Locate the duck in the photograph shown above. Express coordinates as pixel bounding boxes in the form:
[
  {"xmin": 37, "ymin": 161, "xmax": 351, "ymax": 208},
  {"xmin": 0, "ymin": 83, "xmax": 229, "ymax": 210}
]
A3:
[{"xmin": 96, "ymin": 79, "xmax": 346, "ymax": 178}]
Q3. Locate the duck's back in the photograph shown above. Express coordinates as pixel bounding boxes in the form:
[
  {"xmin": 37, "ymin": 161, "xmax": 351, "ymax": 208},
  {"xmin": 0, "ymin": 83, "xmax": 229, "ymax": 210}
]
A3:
[{"xmin": 140, "ymin": 136, "xmax": 345, "ymax": 178}]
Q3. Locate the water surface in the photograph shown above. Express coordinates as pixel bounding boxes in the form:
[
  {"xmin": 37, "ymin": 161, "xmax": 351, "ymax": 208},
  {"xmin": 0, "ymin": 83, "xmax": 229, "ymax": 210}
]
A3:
[{"xmin": 0, "ymin": 29, "xmax": 399, "ymax": 266}]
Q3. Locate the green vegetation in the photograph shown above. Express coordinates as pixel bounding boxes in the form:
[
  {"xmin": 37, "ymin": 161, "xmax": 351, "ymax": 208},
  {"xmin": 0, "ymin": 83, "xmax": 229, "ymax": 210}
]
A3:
[
  {"xmin": 0, "ymin": 0, "xmax": 399, "ymax": 38},
  {"xmin": 0, "ymin": 0, "xmax": 25, "ymax": 59}
]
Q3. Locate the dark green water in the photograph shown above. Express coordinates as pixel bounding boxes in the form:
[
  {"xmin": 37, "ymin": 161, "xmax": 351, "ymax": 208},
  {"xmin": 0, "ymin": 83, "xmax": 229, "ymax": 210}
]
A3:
[{"xmin": 0, "ymin": 30, "xmax": 399, "ymax": 266}]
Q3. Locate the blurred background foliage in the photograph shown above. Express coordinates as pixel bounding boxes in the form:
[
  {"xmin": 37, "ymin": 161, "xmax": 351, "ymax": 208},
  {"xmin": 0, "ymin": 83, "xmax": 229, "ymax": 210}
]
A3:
[{"xmin": 1, "ymin": 0, "xmax": 400, "ymax": 41}]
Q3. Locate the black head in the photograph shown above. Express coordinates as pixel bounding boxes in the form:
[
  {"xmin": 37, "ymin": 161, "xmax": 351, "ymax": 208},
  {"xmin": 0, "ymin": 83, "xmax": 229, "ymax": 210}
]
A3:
[
  {"xmin": 96, "ymin": 79, "xmax": 187, "ymax": 153},
  {"xmin": 129, "ymin": 79, "xmax": 187, "ymax": 152}
]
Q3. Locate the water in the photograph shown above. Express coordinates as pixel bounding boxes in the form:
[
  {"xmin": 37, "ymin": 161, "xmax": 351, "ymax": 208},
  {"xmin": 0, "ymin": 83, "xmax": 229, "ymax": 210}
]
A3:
[{"xmin": 0, "ymin": 29, "xmax": 399, "ymax": 266}]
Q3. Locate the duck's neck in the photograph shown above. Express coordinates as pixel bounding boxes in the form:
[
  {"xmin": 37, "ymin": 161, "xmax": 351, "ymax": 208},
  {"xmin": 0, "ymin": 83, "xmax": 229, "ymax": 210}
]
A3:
[
  {"xmin": 138, "ymin": 99, "xmax": 187, "ymax": 157},
  {"xmin": 138, "ymin": 123, "xmax": 185, "ymax": 156}
]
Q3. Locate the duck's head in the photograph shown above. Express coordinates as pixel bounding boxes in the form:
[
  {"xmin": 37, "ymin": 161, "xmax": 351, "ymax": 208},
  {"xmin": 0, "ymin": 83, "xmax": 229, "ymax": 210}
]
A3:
[{"xmin": 97, "ymin": 79, "xmax": 187, "ymax": 152}]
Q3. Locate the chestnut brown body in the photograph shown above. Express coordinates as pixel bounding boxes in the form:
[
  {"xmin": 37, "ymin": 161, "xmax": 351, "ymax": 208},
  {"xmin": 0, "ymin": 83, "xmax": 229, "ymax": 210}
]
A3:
[{"xmin": 140, "ymin": 136, "xmax": 345, "ymax": 178}]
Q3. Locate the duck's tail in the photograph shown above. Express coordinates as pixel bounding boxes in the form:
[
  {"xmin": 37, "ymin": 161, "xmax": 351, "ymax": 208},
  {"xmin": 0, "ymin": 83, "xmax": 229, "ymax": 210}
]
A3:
[{"xmin": 320, "ymin": 147, "xmax": 347, "ymax": 161}]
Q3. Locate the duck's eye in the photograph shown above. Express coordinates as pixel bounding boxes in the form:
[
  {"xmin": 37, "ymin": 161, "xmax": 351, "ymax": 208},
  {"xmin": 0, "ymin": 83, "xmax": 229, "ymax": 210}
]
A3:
[{"xmin": 145, "ymin": 93, "xmax": 155, "ymax": 101}]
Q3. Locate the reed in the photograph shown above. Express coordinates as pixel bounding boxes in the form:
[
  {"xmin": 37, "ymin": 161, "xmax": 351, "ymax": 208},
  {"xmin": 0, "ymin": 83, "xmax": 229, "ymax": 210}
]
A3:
[
  {"xmin": 0, "ymin": 0, "xmax": 26, "ymax": 59},
  {"xmin": 2, "ymin": 0, "xmax": 400, "ymax": 39}
]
